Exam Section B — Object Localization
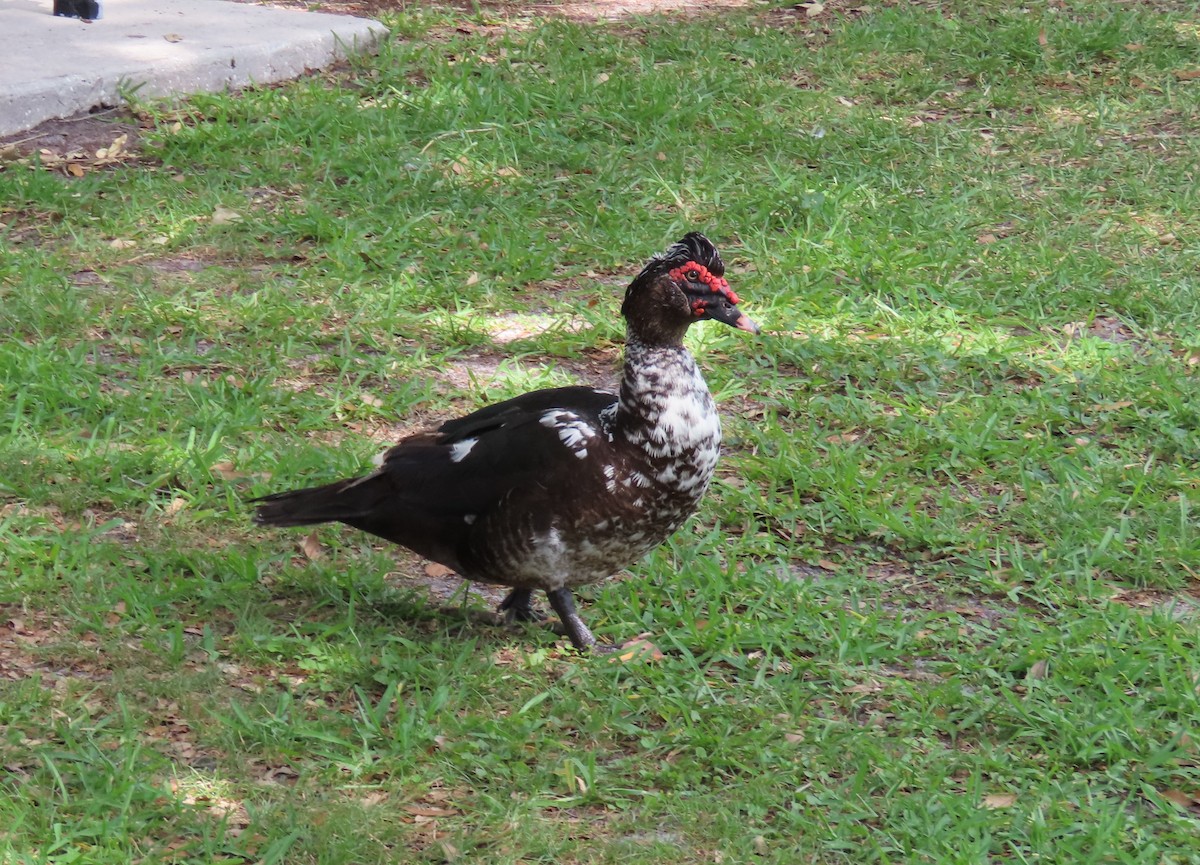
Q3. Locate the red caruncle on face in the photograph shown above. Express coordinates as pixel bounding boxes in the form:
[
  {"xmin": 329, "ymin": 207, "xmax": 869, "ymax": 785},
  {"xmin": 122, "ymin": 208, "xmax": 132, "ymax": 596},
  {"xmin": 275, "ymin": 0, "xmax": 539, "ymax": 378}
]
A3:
[{"xmin": 668, "ymin": 261, "xmax": 741, "ymax": 307}]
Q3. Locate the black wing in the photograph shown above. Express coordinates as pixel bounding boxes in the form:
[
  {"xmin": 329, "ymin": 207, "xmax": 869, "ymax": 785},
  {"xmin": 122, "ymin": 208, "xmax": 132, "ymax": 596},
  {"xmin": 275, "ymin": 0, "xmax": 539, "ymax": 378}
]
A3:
[
  {"xmin": 255, "ymin": 386, "xmax": 618, "ymax": 571},
  {"xmin": 431, "ymin": 386, "xmax": 616, "ymax": 442}
]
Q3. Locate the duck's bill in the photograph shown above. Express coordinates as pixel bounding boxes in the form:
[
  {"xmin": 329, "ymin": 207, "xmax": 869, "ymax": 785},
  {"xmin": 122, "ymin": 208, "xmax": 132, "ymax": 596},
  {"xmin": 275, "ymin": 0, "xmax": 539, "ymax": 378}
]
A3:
[
  {"xmin": 701, "ymin": 296, "xmax": 760, "ymax": 334},
  {"xmin": 732, "ymin": 311, "xmax": 760, "ymax": 334}
]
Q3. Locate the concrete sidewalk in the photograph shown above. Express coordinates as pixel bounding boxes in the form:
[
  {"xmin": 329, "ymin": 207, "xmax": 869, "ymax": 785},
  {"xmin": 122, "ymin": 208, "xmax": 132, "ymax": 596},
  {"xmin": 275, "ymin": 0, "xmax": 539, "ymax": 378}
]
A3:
[{"xmin": 0, "ymin": 0, "xmax": 388, "ymax": 136}]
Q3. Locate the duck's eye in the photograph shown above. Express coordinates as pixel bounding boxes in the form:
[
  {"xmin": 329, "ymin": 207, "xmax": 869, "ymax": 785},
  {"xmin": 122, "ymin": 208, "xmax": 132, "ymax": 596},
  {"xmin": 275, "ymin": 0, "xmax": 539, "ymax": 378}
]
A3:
[{"xmin": 685, "ymin": 269, "xmax": 701, "ymax": 281}]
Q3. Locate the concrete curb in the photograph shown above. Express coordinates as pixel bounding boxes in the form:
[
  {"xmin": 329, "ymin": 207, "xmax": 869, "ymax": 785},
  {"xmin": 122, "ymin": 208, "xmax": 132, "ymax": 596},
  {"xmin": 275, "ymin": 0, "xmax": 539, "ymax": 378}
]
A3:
[{"xmin": 0, "ymin": 0, "xmax": 389, "ymax": 136}]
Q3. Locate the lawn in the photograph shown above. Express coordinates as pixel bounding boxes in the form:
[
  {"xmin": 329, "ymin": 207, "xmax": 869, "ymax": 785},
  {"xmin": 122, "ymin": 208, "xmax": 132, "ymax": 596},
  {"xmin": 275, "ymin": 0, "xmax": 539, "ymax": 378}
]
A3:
[{"xmin": 2, "ymin": 0, "xmax": 1200, "ymax": 861}]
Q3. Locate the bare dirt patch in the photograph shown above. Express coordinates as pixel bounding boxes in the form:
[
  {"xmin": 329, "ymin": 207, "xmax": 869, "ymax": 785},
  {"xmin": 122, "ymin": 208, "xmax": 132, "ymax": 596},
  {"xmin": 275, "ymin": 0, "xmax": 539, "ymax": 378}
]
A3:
[
  {"xmin": 234, "ymin": 0, "xmax": 750, "ymax": 22},
  {"xmin": 0, "ymin": 109, "xmax": 143, "ymax": 173},
  {"xmin": 541, "ymin": 0, "xmax": 748, "ymax": 22},
  {"xmin": 0, "ymin": 605, "xmax": 115, "ymax": 685},
  {"xmin": 435, "ymin": 346, "xmax": 619, "ymax": 395},
  {"xmin": 1109, "ymin": 585, "xmax": 1200, "ymax": 622}
]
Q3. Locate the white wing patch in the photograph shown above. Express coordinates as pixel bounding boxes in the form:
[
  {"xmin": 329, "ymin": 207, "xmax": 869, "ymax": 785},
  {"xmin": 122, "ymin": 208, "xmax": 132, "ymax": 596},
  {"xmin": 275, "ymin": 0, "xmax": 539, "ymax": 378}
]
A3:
[
  {"xmin": 598, "ymin": 402, "xmax": 618, "ymax": 437},
  {"xmin": 622, "ymin": 470, "xmax": 653, "ymax": 489},
  {"xmin": 540, "ymin": 410, "xmax": 596, "ymax": 460},
  {"xmin": 449, "ymin": 437, "xmax": 478, "ymax": 463}
]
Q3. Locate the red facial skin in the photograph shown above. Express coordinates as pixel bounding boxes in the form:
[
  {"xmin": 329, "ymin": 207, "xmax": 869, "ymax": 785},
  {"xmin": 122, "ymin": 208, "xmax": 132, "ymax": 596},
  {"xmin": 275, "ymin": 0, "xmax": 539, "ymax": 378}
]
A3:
[{"xmin": 669, "ymin": 260, "xmax": 742, "ymax": 317}]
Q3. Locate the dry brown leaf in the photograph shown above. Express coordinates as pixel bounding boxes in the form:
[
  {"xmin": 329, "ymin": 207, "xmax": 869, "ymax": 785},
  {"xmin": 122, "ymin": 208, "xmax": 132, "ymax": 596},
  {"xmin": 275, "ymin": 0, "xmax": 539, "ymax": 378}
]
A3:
[
  {"xmin": 1025, "ymin": 659, "xmax": 1049, "ymax": 681},
  {"xmin": 96, "ymin": 134, "xmax": 128, "ymax": 161},
  {"xmin": 825, "ymin": 432, "xmax": 860, "ymax": 444},
  {"xmin": 299, "ymin": 532, "xmax": 322, "ymax": 561},
  {"xmin": 424, "ymin": 563, "xmax": 455, "ymax": 578},
  {"xmin": 105, "ymin": 600, "xmax": 127, "ymax": 627},
  {"xmin": 464, "ymin": 272, "xmax": 481, "ymax": 286},
  {"xmin": 163, "ymin": 497, "xmax": 188, "ymax": 518},
  {"xmin": 1175, "ymin": 69, "xmax": 1200, "ymax": 81},
  {"xmin": 1037, "ymin": 29, "xmax": 1048, "ymax": 47},
  {"xmin": 983, "ymin": 793, "xmax": 1017, "ymax": 809},
  {"xmin": 801, "ymin": 1, "xmax": 825, "ymax": 16},
  {"xmin": 784, "ymin": 731, "xmax": 804, "ymax": 744},
  {"xmin": 266, "ymin": 765, "xmax": 299, "ymax": 783},
  {"xmin": 1162, "ymin": 789, "xmax": 1200, "ymax": 810},
  {"xmin": 403, "ymin": 804, "xmax": 459, "ymax": 817},
  {"xmin": 614, "ymin": 637, "xmax": 664, "ymax": 663},
  {"xmin": 977, "ymin": 232, "xmax": 998, "ymax": 245},
  {"xmin": 66, "ymin": 163, "xmax": 85, "ymax": 177},
  {"xmin": 846, "ymin": 681, "xmax": 881, "ymax": 694},
  {"xmin": 567, "ymin": 770, "xmax": 589, "ymax": 795},
  {"xmin": 209, "ymin": 460, "xmax": 245, "ymax": 480},
  {"xmin": 211, "ymin": 205, "xmax": 242, "ymax": 225}
]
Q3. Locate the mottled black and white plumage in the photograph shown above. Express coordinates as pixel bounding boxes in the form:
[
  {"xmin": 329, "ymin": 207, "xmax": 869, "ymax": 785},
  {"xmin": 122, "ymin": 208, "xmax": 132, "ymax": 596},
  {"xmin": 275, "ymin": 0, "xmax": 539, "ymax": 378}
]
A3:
[{"xmin": 253, "ymin": 232, "xmax": 758, "ymax": 651}]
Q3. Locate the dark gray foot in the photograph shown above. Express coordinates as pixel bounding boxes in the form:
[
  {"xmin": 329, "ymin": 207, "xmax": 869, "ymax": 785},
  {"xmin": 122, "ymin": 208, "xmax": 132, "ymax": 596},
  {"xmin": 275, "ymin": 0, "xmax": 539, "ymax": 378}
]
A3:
[
  {"xmin": 546, "ymin": 587, "xmax": 599, "ymax": 652},
  {"xmin": 498, "ymin": 588, "xmax": 543, "ymax": 624}
]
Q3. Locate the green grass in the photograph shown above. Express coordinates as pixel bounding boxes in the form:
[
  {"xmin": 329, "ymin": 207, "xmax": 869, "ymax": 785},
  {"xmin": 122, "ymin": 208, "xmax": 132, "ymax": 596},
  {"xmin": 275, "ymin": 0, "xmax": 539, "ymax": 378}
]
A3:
[{"xmin": 3, "ymin": 0, "xmax": 1200, "ymax": 861}]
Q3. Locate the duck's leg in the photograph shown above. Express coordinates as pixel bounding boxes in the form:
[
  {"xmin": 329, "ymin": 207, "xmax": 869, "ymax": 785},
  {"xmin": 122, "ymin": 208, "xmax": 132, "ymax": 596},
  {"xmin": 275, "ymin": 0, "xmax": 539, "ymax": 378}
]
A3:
[
  {"xmin": 546, "ymin": 587, "xmax": 598, "ymax": 651},
  {"xmin": 498, "ymin": 588, "xmax": 542, "ymax": 623}
]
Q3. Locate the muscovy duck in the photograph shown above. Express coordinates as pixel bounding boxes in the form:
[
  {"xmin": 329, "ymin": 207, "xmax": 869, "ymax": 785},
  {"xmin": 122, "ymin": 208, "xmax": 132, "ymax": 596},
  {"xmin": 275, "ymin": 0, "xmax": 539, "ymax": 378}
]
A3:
[{"xmin": 253, "ymin": 232, "xmax": 758, "ymax": 651}]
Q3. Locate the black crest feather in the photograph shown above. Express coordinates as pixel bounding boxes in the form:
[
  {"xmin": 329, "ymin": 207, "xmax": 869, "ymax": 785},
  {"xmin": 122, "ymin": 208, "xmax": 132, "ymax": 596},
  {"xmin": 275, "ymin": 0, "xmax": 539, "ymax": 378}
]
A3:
[
  {"xmin": 624, "ymin": 232, "xmax": 723, "ymax": 318},
  {"xmin": 634, "ymin": 232, "xmax": 723, "ymax": 284},
  {"xmin": 661, "ymin": 231, "xmax": 724, "ymax": 276}
]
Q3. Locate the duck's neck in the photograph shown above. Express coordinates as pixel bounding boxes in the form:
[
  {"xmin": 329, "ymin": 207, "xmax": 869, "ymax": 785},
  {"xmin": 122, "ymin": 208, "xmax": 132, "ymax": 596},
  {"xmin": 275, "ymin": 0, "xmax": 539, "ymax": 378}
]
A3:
[{"xmin": 613, "ymin": 332, "xmax": 721, "ymax": 460}]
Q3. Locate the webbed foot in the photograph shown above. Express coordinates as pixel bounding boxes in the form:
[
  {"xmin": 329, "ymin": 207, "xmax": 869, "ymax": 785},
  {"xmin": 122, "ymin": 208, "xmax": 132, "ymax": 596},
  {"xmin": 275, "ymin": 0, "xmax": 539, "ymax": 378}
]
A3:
[{"xmin": 499, "ymin": 588, "xmax": 545, "ymax": 624}]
